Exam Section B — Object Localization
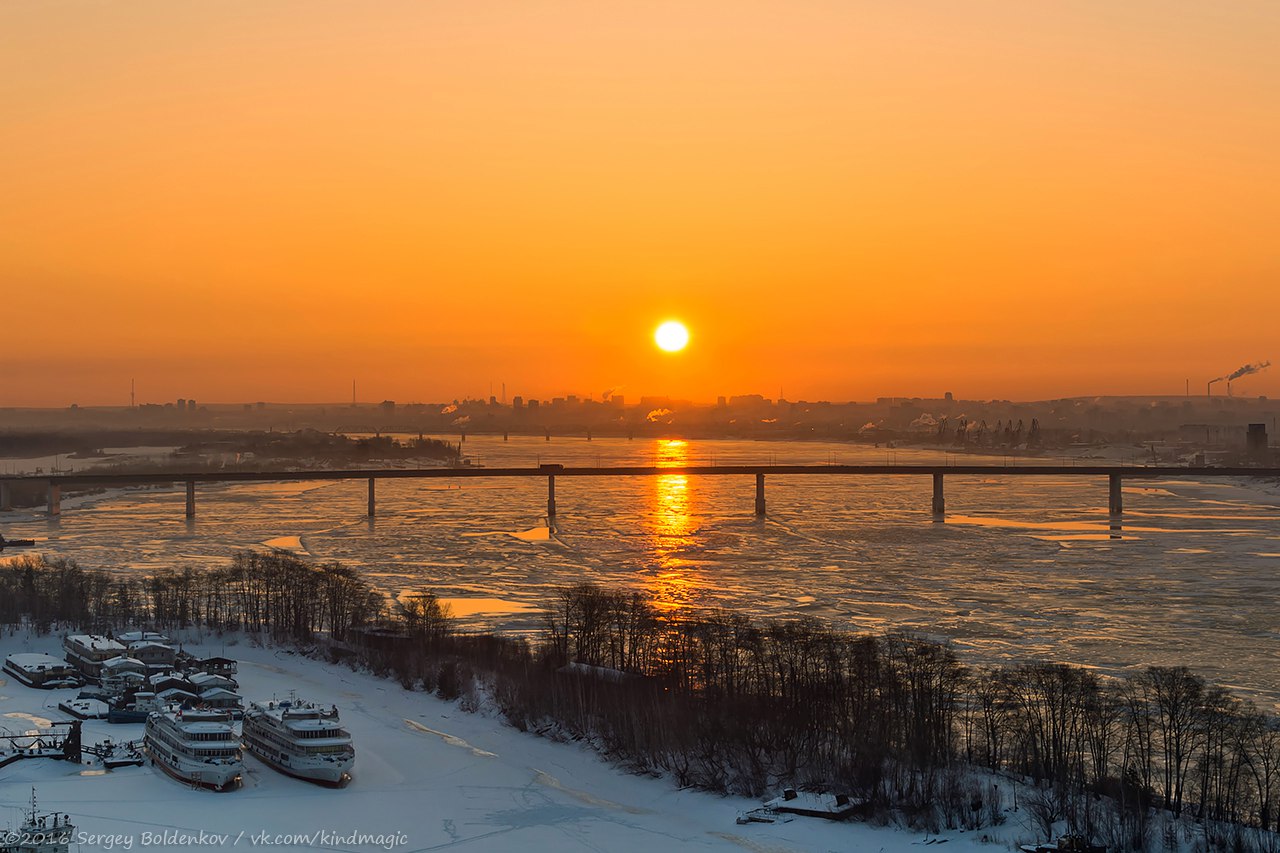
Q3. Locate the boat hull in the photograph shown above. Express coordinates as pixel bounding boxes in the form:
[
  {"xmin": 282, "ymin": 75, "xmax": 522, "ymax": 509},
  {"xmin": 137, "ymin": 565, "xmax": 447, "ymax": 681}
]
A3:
[
  {"xmin": 143, "ymin": 742, "xmax": 242, "ymax": 791},
  {"xmin": 107, "ymin": 708, "xmax": 149, "ymax": 724},
  {"xmin": 242, "ymin": 740, "xmax": 353, "ymax": 786}
]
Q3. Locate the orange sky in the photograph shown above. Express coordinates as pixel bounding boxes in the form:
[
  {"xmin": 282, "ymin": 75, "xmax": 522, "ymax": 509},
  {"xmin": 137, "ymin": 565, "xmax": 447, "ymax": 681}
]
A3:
[{"xmin": 2, "ymin": 1, "xmax": 1278, "ymax": 407}]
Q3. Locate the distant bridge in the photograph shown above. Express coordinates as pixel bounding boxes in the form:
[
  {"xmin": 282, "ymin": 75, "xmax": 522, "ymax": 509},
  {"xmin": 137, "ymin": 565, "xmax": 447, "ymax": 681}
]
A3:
[{"xmin": 2, "ymin": 464, "xmax": 1278, "ymax": 519}]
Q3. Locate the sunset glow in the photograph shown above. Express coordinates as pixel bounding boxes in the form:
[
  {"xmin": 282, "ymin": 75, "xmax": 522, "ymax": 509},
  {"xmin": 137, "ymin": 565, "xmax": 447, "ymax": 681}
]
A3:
[
  {"xmin": 2, "ymin": 2, "xmax": 1278, "ymax": 406},
  {"xmin": 5, "ymin": 2, "xmax": 1280, "ymax": 843}
]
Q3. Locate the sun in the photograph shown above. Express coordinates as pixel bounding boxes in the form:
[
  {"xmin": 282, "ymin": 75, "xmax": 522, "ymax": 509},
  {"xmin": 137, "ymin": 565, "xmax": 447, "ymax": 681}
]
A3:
[{"xmin": 654, "ymin": 321, "xmax": 690, "ymax": 353}]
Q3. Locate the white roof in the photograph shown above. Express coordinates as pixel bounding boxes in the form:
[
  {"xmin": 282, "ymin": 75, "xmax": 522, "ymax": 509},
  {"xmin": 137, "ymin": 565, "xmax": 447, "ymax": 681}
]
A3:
[
  {"xmin": 101, "ymin": 656, "xmax": 147, "ymax": 670},
  {"xmin": 181, "ymin": 722, "xmax": 235, "ymax": 735},
  {"xmin": 127, "ymin": 641, "xmax": 174, "ymax": 652},
  {"xmin": 153, "ymin": 709, "xmax": 236, "ymax": 734},
  {"xmin": 189, "ymin": 672, "xmax": 233, "ymax": 685},
  {"xmin": 148, "ymin": 672, "xmax": 186, "ymax": 685},
  {"xmin": 118, "ymin": 631, "xmax": 171, "ymax": 643},
  {"xmin": 251, "ymin": 700, "xmax": 344, "ymax": 732},
  {"xmin": 5, "ymin": 653, "xmax": 68, "ymax": 669},
  {"xmin": 285, "ymin": 718, "xmax": 342, "ymax": 733},
  {"xmin": 199, "ymin": 688, "xmax": 242, "ymax": 701},
  {"xmin": 763, "ymin": 791, "xmax": 862, "ymax": 814},
  {"xmin": 65, "ymin": 634, "xmax": 126, "ymax": 652},
  {"xmin": 63, "ymin": 698, "xmax": 109, "ymax": 714}
]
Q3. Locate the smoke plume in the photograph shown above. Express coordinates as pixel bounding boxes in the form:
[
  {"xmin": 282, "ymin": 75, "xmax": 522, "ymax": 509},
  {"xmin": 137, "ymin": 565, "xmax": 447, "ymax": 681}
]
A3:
[{"xmin": 1225, "ymin": 360, "xmax": 1271, "ymax": 382}]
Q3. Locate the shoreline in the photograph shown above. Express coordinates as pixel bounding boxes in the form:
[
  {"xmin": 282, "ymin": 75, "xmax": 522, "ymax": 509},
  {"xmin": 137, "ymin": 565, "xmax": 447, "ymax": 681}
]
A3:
[{"xmin": 0, "ymin": 628, "xmax": 1007, "ymax": 853}]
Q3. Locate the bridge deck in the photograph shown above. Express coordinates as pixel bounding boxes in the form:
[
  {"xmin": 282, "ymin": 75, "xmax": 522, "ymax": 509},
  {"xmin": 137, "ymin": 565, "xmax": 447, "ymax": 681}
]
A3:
[{"xmin": 5, "ymin": 464, "xmax": 1279, "ymax": 487}]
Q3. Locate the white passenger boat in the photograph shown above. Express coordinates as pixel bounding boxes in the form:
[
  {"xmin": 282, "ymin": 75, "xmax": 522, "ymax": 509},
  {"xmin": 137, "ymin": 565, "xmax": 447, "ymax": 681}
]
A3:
[
  {"xmin": 143, "ymin": 708, "xmax": 242, "ymax": 791},
  {"xmin": 241, "ymin": 697, "xmax": 354, "ymax": 786}
]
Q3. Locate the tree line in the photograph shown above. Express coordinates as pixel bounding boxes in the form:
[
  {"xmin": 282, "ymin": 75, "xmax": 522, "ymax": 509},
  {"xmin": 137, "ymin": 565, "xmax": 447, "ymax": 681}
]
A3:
[
  {"xmin": 408, "ymin": 583, "xmax": 1280, "ymax": 851},
  {"xmin": 0, "ymin": 552, "xmax": 379, "ymax": 642}
]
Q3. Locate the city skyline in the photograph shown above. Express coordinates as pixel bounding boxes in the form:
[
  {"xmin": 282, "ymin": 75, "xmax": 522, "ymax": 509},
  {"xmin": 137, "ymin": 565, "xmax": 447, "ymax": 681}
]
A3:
[
  {"xmin": 7, "ymin": 352, "xmax": 1277, "ymax": 412},
  {"xmin": 6, "ymin": 375, "xmax": 1279, "ymax": 410}
]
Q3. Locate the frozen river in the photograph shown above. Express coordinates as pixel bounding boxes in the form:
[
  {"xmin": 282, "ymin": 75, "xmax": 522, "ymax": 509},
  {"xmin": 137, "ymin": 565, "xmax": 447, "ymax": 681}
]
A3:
[{"xmin": 5, "ymin": 436, "xmax": 1280, "ymax": 707}]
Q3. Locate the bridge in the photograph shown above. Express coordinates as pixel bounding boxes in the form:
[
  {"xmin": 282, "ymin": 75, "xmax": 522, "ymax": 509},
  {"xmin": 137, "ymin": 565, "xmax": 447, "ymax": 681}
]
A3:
[{"xmin": 2, "ymin": 464, "xmax": 1278, "ymax": 519}]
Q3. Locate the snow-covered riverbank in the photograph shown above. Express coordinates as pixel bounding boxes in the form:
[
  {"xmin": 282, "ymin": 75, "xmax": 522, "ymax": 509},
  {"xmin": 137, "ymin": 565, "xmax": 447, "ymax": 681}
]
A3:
[{"xmin": 0, "ymin": 630, "xmax": 1024, "ymax": 852}]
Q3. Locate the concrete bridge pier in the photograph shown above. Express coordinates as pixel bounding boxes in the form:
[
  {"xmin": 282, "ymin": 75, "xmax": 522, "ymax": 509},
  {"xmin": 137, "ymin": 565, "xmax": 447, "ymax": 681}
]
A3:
[
  {"xmin": 1108, "ymin": 474, "xmax": 1123, "ymax": 515},
  {"xmin": 932, "ymin": 473, "xmax": 945, "ymax": 517},
  {"xmin": 0, "ymin": 482, "xmax": 11, "ymax": 511},
  {"xmin": 755, "ymin": 473, "xmax": 766, "ymax": 517},
  {"xmin": 367, "ymin": 478, "xmax": 376, "ymax": 517},
  {"xmin": 547, "ymin": 475, "xmax": 556, "ymax": 519},
  {"xmin": 47, "ymin": 483, "xmax": 61, "ymax": 516},
  {"xmin": 185, "ymin": 481, "xmax": 196, "ymax": 518}
]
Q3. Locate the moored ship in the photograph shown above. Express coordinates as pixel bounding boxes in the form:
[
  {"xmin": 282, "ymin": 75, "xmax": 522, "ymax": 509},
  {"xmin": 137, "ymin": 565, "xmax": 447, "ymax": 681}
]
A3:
[
  {"xmin": 143, "ymin": 708, "xmax": 242, "ymax": 791},
  {"xmin": 107, "ymin": 691, "xmax": 167, "ymax": 724},
  {"xmin": 0, "ymin": 788, "xmax": 76, "ymax": 853},
  {"xmin": 2, "ymin": 654, "xmax": 81, "ymax": 689},
  {"xmin": 241, "ymin": 697, "xmax": 354, "ymax": 785}
]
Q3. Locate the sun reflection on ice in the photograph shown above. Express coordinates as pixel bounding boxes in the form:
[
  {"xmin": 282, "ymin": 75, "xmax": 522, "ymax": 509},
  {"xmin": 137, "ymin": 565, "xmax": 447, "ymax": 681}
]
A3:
[
  {"xmin": 644, "ymin": 440, "xmax": 705, "ymax": 610},
  {"xmin": 654, "ymin": 438, "xmax": 687, "ymax": 466},
  {"xmin": 653, "ymin": 440, "xmax": 693, "ymax": 542},
  {"xmin": 654, "ymin": 474, "xmax": 691, "ymax": 538}
]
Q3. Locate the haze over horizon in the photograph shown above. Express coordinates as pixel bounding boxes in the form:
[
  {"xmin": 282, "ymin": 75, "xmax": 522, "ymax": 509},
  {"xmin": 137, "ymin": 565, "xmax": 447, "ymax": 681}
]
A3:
[
  {"xmin": 4, "ymin": 383, "xmax": 1279, "ymax": 411},
  {"xmin": 3, "ymin": 1, "xmax": 1278, "ymax": 407}
]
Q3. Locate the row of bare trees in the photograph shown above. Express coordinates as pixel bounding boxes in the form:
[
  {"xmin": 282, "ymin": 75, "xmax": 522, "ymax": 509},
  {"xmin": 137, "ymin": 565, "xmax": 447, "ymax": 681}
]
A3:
[
  {"xmin": 0, "ymin": 555, "xmax": 132, "ymax": 628},
  {"xmin": 964, "ymin": 661, "xmax": 1280, "ymax": 849},
  {"xmin": 1, "ymin": 553, "xmax": 380, "ymax": 642},
  {"xmin": 509, "ymin": 584, "xmax": 1280, "ymax": 848}
]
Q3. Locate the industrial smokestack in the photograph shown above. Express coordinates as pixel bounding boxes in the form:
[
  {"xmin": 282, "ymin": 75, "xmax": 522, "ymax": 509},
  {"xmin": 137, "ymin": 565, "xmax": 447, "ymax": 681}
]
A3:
[{"xmin": 1208, "ymin": 361, "xmax": 1272, "ymax": 399}]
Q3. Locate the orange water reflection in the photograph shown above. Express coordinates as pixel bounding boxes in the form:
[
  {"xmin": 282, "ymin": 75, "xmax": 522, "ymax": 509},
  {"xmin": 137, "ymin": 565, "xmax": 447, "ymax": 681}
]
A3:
[
  {"xmin": 645, "ymin": 440, "xmax": 705, "ymax": 610},
  {"xmin": 654, "ymin": 473, "xmax": 692, "ymax": 538},
  {"xmin": 654, "ymin": 438, "xmax": 688, "ymax": 467}
]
